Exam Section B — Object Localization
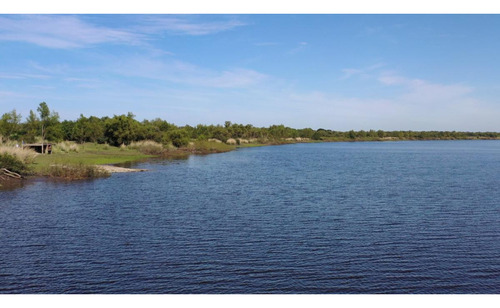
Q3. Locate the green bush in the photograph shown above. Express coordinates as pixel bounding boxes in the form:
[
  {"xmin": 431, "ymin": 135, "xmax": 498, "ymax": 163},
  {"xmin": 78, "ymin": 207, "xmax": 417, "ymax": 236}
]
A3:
[
  {"xmin": 0, "ymin": 153, "xmax": 30, "ymax": 175},
  {"xmin": 168, "ymin": 129, "xmax": 190, "ymax": 148}
]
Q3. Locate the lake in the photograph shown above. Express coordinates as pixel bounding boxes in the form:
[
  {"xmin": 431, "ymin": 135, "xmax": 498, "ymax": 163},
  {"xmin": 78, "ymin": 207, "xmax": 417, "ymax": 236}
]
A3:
[{"xmin": 1, "ymin": 140, "xmax": 499, "ymax": 293}]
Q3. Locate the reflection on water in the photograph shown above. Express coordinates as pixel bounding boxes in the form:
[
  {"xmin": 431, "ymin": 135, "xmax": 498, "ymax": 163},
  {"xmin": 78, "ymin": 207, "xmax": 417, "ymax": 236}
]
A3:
[{"xmin": 0, "ymin": 178, "xmax": 32, "ymax": 192}]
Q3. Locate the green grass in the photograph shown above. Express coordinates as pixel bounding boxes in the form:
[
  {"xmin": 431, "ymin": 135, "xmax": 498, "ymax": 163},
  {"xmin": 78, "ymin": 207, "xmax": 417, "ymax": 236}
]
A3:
[
  {"xmin": 29, "ymin": 141, "xmax": 237, "ymax": 175},
  {"xmin": 31, "ymin": 142, "xmax": 152, "ymax": 173}
]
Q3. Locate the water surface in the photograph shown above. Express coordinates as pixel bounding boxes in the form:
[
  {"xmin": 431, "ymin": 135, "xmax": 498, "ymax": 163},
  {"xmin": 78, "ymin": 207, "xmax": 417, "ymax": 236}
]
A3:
[{"xmin": 1, "ymin": 141, "xmax": 499, "ymax": 293}]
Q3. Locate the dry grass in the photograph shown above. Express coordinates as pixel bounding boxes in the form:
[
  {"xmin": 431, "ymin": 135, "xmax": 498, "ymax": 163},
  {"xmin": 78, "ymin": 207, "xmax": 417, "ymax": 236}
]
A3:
[
  {"xmin": 128, "ymin": 140, "xmax": 164, "ymax": 155},
  {"xmin": 53, "ymin": 141, "xmax": 80, "ymax": 153},
  {"xmin": 0, "ymin": 145, "xmax": 38, "ymax": 175},
  {"xmin": 0, "ymin": 145, "xmax": 38, "ymax": 164}
]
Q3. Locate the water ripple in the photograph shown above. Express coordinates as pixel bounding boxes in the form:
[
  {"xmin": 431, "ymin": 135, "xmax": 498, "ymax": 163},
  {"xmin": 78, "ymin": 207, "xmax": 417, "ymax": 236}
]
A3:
[{"xmin": 1, "ymin": 141, "xmax": 499, "ymax": 293}]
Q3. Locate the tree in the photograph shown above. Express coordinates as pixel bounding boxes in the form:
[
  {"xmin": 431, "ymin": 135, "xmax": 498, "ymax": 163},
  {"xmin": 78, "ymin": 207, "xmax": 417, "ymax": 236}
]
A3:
[
  {"xmin": 72, "ymin": 114, "xmax": 89, "ymax": 143},
  {"xmin": 348, "ymin": 130, "xmax": 356, "ymax": 139},
  {"xmin": 211, "ymin": 125, "xmax": 230, "ymax": 142},
  {"xmin": 104, "ymin": 113, "xmax": 141, "ymax": 146},
  {"xmin": 36, "ymin": 102, "xmax": 61, "ymax": 147},
  {"xmin": 72, "ymin": 115, "xmax": 105, "ymax": 143},
  {"xmin": 24, "ymin": 110, "xmax": 40, "ymax": 143},
  {"xmin": 0, "ymin": 109, "xmax": 22, "ymax": 141},
  {"xmin": 60, "ymin": 120, "xmax": 76, "ymax": 141},
  {"xmin": 86, "ymin": 116, "xmax": 105, "ymax": 143}
]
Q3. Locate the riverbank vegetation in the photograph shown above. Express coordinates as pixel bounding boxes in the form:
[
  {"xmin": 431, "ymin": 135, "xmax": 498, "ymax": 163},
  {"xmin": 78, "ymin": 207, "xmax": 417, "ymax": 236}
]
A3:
[
  {"xmin": 2, "ymin": 103, "xmax": 499, "ymax": 147},
  {"xmin": 0, "ymin": 145, "xmax": 38, "ymax": 175},
  {"xmin": 39, "ymin": 163, "xmax": 110, "ymax": 180},
  {"xmin": 1, "ymin": 102, "xmax": 499, "ymax": 181}
]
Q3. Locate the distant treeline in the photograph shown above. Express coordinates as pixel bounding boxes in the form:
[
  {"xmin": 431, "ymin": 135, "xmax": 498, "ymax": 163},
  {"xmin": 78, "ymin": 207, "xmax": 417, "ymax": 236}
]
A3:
[{"xmin": 1, "ymin": 102, "xmax": 499, "ymax": 147}]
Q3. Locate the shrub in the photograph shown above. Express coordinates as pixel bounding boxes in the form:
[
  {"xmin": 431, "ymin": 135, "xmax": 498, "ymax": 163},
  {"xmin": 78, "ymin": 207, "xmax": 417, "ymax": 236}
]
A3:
[
  {"xmin": 0, "ymin": 153, "xmax": 29, "ymax": 174},
  {"xmin": 168, "ymin": 130, "xmax": 190, "ymax": 148},
  {"xmin": 0, "ymin": 145, "xmax": 38, "ymax": 174}
]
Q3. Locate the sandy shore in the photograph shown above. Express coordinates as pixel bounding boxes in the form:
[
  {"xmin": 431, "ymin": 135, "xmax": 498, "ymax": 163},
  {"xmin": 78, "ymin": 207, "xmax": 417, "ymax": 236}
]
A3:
[{"xmin": 96, "ymin": 165, "xmax": 148, "ymax": 173}]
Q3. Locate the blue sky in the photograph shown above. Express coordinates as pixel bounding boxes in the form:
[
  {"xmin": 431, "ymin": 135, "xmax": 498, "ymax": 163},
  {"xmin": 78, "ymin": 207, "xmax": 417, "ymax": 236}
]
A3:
[{"xmin": 1, "ymin": 14, "xmax": 499, "ymax": 131}]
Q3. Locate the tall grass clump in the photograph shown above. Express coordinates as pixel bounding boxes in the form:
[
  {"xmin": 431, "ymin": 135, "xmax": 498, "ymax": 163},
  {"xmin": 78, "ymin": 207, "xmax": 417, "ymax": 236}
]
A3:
[
  {"xmin": 53, "ymin": 141, "xmax": 80, "ymax": 153},
  {"xmin": 128, "ymin": 140, "xmax": 164, "ymax": 155},
  {"xmin": 44, "ymin": 163, "xmax": 110, "ymax": 180},
  {"xmin": 0, "ymin": 146, "xmax": 38, "ymax": 175}
]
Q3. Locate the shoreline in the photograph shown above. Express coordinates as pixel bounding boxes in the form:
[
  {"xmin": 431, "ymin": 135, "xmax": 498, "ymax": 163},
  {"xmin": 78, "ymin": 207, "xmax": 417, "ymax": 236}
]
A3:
[{"xmin": 2, "ymin": 138, "xmax": 499, "ymax": 190}]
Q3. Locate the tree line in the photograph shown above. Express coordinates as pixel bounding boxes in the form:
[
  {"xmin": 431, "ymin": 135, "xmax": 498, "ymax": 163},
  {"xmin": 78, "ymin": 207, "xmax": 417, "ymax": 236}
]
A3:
[{"xmin": 1, "ymin": 102, "xmax": 499, "ymax": 147}]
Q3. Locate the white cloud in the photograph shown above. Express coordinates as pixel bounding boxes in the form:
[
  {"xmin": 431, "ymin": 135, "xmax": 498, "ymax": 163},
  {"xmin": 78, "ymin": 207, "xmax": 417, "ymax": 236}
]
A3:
[
  {"xmin": 108, "ymin": 55, "xmax": 268, "ymax": 88},
  {"xmin": 378, "ymin": 71, "xmax": 474, "ymax": 105},
  {"xmin": 0, "ymin": 15, "xmax": 140, "ymax": 48}
]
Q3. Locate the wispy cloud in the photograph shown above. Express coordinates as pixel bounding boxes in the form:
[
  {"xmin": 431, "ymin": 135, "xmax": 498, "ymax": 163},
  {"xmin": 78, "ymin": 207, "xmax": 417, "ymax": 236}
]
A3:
[
  {"xmin": 109, "ymin": 56, "xmax": 268, "ymax": 89},
  {"xmin": 340, "ymin": 63, "xmax": 385, "ymax": 80},
  {"xmin": 254, "ymin": 42, "xmax": 279, "ymax": 47},
  {"xmin": 287, "ymin": 42, "xmax": 308, "ymax": 55},
  {"xmin": 0, "ymin": 15, "xmax": 246, "ymax": 49},
  {"xmin": 275, "ymin": 68, "xmax": 494, "ymax": 130},
  {"xmin": 0, "ymin": 15, "xmax": 140, "ymax": 48},
  {"xmin": 377, "ymin": 71, "xmax": 474, "ymax": 104},
  {"xmin": 0, "ymin": 72, "xmax": 51, "ymax": 79},
  {"xmin": 137, "ymin": 16, "xmax": 246, "ymax": 36}
]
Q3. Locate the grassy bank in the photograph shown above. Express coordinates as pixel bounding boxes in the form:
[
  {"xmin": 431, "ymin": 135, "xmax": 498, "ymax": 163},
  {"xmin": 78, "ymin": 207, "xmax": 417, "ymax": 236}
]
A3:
[
  {"xmin": 33, "ymin": 142, "xmax": 152, "ymax": 173},
  {"xmin": 22, "ymin": 140, "xmax": 235, "ymax": 180}
]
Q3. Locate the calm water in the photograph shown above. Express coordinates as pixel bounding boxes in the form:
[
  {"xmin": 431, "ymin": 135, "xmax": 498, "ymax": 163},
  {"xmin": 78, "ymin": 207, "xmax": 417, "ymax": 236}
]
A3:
[{"xmin": 1, "ymin": 141, "xmax": 499, "ymax": 294}]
